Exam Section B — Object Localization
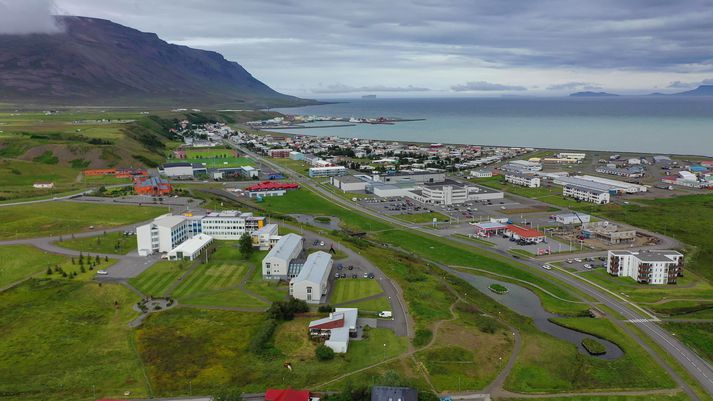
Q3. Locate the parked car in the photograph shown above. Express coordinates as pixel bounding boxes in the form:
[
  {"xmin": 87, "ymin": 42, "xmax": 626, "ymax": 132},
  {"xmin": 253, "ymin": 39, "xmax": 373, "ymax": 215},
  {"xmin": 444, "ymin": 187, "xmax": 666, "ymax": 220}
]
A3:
[
  {"xmin": 336, "ymin": 264, "xmax": 343, "ymax": 270},
  {"xmin": 378, "ymin": 311, "xmax": 393, "ymax": 318},
  {"xmin": 566, "ymin": 259, "xmax": 574, "ymax": 264},
  {"xmin": 340, "ymin": 273, "xmax": 347, "ymax": 278},
  {"xmin": 352, "ymin": 274, "xmax": 358, "ymax": 278},
  {"xmin": 363, "ymin": 272, "xmax": 369, "ymax": 278},
  {"xmin": 348, "ymin": 265, "xmax": 354, "ymax": 270},
  {"xmin": 97, "ymin": 270, "xmax": 108, "ymax": 275},
  {"xmin": 584, "ymin": 264, "xmax": 592, "ymax": 269},
  {"xmin": 367, "ymin": 273, "xmax": 375, "ymax": 279},
  {"xmin": 574, "ymin": 258, "xmax": 583, "ymax": 262}
]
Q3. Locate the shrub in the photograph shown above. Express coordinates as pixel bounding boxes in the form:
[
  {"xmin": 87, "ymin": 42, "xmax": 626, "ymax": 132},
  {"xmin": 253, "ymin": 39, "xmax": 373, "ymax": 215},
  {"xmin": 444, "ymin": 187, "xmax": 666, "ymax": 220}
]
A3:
[
  {"xmin": 318, "ymin": 305, "xmax": 335, "ymax": 313},
  {"xmin": 249, "ymin": 319, "xmax": 277, "ymax": 354},
  {"xmin": 413, "ymin": 329, "xmax": 433, "ymax": 347},
  {"xmin": 315, "ymin": 344, "xmax": 335, "ymax": 361},
  {"xmin": 267, "ymin": 298, "xmax": 309, "ymax": 321}
]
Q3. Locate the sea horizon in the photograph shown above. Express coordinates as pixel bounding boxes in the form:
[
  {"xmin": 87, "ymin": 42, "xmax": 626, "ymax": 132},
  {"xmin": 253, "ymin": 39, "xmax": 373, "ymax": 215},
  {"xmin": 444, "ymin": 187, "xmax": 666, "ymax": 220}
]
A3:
[{"xmin": 273, "ymin": 96, "xmax": 713, "ymax": 157}]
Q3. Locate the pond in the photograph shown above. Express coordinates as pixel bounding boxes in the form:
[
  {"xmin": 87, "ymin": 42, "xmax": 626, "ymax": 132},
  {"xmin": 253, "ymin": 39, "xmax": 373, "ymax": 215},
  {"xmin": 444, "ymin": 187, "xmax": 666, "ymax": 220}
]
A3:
[{"xmin": 451, "ymin": 268, "xmax": 624, "ymax": 360}]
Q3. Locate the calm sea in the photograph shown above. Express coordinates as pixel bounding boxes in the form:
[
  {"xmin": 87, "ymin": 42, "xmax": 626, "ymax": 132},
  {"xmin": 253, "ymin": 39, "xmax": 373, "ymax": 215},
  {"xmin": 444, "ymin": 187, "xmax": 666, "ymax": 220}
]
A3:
[{"xmin": 272, "ymin": 97, "xmax": 713, "ymax": 156}]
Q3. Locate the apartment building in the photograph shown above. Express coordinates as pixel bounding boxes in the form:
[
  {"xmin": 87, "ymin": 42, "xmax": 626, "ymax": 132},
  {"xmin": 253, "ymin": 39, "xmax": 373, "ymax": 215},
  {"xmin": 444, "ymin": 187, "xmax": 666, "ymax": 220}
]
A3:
[
  {"xmin": 607, "ymin": 250, "xmax": 684, "ymax": 284},
  {"xmin": 504, "ymin": 172, "xmax": 541, "ymax": 188},
  {"xmin": 308, "ymin": 166, "xmax": 347, "ymax": 177},
  {"xmin": 562, "ymin": 184, "xmax": 611, "ymax": 204}
]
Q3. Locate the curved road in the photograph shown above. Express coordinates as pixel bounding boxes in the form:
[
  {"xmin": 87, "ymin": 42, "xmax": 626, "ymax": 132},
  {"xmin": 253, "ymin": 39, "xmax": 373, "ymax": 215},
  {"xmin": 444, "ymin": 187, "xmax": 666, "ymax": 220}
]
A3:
[{"xmin": 230, "ymin": 140, "xmax": 713, "ymax": 400}]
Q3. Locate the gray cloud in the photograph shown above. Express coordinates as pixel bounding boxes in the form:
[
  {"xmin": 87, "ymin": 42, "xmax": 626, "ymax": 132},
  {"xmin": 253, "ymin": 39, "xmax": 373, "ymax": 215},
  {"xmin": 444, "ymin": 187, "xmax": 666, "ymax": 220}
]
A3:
[
  {"xmin": 312, "ymin": 84, "xmax": 431, "ymax": 94},
  {"xmin": 668, "ymin": 77, "xmax": 713, "ymax": 88},
  {"xmin": 51, "ymin": 0, "xmax": 713, "ymax": 95},
  {"xmin": 451, "ymin": 81, "xmax": 527, "ymax": 92},
  {"xmin": 546, "ymin": 82, "xmax": 602, "ymax": 91},
  {"xmin": 0, "ymin": 0, "xmax": 62, "ymax": 34}
]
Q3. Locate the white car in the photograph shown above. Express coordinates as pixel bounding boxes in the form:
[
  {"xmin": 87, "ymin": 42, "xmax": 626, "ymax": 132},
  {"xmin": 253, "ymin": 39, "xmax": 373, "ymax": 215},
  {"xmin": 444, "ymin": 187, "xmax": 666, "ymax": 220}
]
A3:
[
  {"xmin": 378, "ymin": 311, "xmax": 393, "ymax": 318},
  {"xmin": 96, "ymin": 270, "xmax": 108, "ymax": 275},
  {"xmin": 542, "ymin": 264, "xmax": 552, "ymax": 270},
  {"xmin": 574, "ymin": 258, "xmax": 583, "ymax": 262},
  {"xmin": 584, "ymin": 264, "xmax": 592, "ymax": 269}
]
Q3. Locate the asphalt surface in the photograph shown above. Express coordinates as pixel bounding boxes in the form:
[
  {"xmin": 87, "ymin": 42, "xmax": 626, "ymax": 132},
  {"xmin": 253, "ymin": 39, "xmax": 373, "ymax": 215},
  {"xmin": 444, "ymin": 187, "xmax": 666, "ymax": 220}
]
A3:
[{"xmin": 229, "ymin": 140, "xmax": 713, "ymax": 399}]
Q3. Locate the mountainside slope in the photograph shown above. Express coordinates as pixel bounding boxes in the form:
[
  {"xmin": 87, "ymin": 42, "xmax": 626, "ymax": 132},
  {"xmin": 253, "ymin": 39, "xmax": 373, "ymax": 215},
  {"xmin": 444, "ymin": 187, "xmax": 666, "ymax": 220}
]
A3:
[{"xmin": 0, "ymin": 16, "xmax": 313, "ymax": 107}]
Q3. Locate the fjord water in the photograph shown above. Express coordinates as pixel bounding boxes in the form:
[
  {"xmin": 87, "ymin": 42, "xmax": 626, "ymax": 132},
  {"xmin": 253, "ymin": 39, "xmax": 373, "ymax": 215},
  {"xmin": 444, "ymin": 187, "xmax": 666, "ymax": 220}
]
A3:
[{"xmin": 274, "ymin": 97, "xmax": 713, "ymax": 156}]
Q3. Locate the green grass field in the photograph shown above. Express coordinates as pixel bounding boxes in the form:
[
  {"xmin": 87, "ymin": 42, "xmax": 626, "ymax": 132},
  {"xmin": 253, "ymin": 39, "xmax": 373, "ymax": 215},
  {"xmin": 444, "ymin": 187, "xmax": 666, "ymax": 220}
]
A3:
[
  {"xmin": 0, "ymin": 201, "xmax": 165, "ymax": 239},
  {"xmin": 129, "ymin": 261, "xmax": 188, "ymax": 296},
  {"xmin": 243, "ymin": 252, "xmax": 288, "ymax": 302},
  {"xmin": 499, "ymin": 395, "xmax": 688, "ymax": 401},
  {"xmin": 135, "ymin": 309, "xmax": 409, "ymax": 396},
  {"xmin": 184, "ymin": 148, "xmax": 236, "ymax": 158},
  {"xmin": 0, "ymin": 244, "xmax": 116, "ymax": 288},
  {"xmin": 506, "ymin": 317, "xmax": 675, "ymax": 393},
  {"xmin": 347, "ymin": 296, "xmax": 391, "ymax": 312},
  {"xmin": 664, "ymin": 322, "xmax": 713, "ymax": 364},
  {"xmin": 597, "ymin": 194, "xmax": 713, "ymax": 283},
  {"xmin": 184, "ymin": 156, "xmax": 254, "ymax": 168},
  {"xmin": 394, "ymin": 211, "xmax": 450, "ymax": 223},
  {"xmin": 0, "ymin": 280, "xmax": 146, "ymax": 401},
  {"xmin": 55, "ymin": 231, "xmax": 138, "ymax": 255},
  {"xmin": 330, "ymin": 279, "xmax": 384, "ymax": 305}
]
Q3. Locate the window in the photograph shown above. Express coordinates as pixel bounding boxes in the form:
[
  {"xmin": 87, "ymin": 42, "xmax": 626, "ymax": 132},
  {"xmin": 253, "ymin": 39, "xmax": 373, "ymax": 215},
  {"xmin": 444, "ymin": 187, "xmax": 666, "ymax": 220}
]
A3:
[{"xmin": 307, "ymin": 287, "xmax": 312, "ymax": 293}]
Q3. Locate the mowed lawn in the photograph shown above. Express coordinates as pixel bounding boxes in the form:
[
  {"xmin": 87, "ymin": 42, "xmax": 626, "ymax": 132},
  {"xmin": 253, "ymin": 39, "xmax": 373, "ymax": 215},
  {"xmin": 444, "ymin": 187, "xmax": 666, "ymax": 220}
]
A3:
[
  {"xmin": 664, "ymin": 322, "xmax": 713, "ymax": 364},
  {"xmin": 330, "ymin": 279, "xmax": 384, "ymax": 305},
  {"xmin": 55, "ymin": 231, "xmax": 138, "ymax": 255},
  {"xmin": 135, "ymin": 309, "xmax": 409, "ymax": 396},
  {"xmin": 184, "ymin": 156, "xmax": 254, "ymax": 168},
  {"xmin": 0, "ymin": 280, "xmax": 146, "ymax": 401},
  {"xmin": 0, "ymin": 202, "xmax": 165, "ymax": 240},
  {"xmin": 129, "ymin": 261, "xmax": 188, "ymax": 296},
  {"xmin": 0, "ymin": 245, "xmax": 70, "ymax": 288}
]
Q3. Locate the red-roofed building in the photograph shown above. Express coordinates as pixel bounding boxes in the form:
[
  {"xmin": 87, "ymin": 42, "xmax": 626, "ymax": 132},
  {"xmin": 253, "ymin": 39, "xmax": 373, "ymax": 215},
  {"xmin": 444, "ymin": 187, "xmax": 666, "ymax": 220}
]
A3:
[
  {"xmin": 265, "ymin": 389, "xmax": 311, "ymax": 401},
  {"xmin": 245, "ymin": 181, "xmax": 299, "ymax": 198},
  {"xmin": 135, "ymin": 177, "xmax": 173, "ymax": 196},
  {"xmin": 506, "ymin": 224, "xmax": 546, "ymax": 243}
]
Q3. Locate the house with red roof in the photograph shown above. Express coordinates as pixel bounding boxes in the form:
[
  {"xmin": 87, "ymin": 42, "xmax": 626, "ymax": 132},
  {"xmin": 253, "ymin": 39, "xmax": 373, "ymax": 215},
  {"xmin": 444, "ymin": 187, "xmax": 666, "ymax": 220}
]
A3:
[
  {"xmin": 506, "ymin": 224, "xmax": 546, "ymax": 243},
  {"xmin": 265, "ymin": 388, "xmax": 311, "ymax": 401}
]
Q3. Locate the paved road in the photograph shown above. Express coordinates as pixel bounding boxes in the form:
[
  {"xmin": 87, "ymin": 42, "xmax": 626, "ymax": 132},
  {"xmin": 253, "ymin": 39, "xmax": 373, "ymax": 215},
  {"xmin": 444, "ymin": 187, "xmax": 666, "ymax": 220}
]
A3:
[{"xmin": 229, "ymin": 141, "xmax": 713, "ymax": 399}]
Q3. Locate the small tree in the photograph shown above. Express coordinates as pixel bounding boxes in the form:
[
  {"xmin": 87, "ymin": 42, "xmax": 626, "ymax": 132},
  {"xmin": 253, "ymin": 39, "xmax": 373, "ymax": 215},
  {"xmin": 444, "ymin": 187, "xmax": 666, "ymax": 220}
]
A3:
[
  {"xmin": 71, "ymin": 257, "xmax": 75, "ymax": 265},
  {"xmin": 238, "ymin": 232, "xmax": 253, "ymax": 259},
  {"xmin": 95, "ymin": 255, "xmax": 101, "ymax": 264},
  {"xmin": 46, "ymin": 267, "xmax": 53, "ymax": 275},
  {"xmin": 315, "ymin": 344, "xmax": 335, "ymax": 361},
  {"xmin": 105, "ymin": 256, "xmax": 109, "ymax": 262},
  {"xmin": 80, "ymin": 265, "xmax": 86, "ymax": 273}
]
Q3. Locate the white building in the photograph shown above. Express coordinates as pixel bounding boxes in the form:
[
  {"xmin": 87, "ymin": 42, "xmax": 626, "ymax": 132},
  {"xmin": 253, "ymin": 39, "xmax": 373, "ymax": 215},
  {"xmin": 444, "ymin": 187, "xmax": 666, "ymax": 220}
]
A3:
[
  {"xmin": 250, "ymin": 224, "xmax": 280, "ymax": 250},
  {"xmin": 136, "ymin": 215, "xmax": 191, "ymax": 256},
  {"xmin": 555, "ymin": 175, "xmax": 647, "ymax": 194},
  {"xmin": 137, "ymin": 211, "xmax": 266, "ymax": 256},
  {"xmin": 166, "ymin": 234, "xmax": 213, "ymax": 261},
  {"xmin": 607, "ymin": 250, "xmax": 684, "ymax": 285},
  {"xmin": 289, "ymin": 251, "xmax": 332, "ymax": 303},
  {"xmin": 331, "ymin": 175, "xmax": 368, "ymax": 192},
  {"xmin": 563, "ymin": 184, "xmax": 611, "ymax": 204},
  {"xmin": 502, "ymin": 160, "xmax": 542, "ymax": 172},
  {"xmin": 309, "ymin": 166, "xmax": 347, "ymax": 177},
  {"xmin": 200, "ymin": 211, "xmax": 266, "ymax": 240},
  {"xmin": 262, "ymin": 233, "xmax": 304, "ymax": 279},
  {"xmin": 470, "ymin": 170, "xmax": 493, "ymax": 178},
  {"xmin": 557, "ymin": 152, "xmax": 586, "ymax": 160},
  {"xmin": 407, "ymin": 182, "xmax": 503, "ymax": 205},
  {"xmin": 159, "ymin": 162, "xmax": 201, "ymax": 178},
  {"xmin": 554, "ymin": 213, "xmax": 591, "ymax": 225},
  {"xmin": 308, "ymin": 308, "xmax": 358, "ymax": 353},
  {"xmin": 504, "ymin": 172, "xmax": 541, "ymax": 188}
]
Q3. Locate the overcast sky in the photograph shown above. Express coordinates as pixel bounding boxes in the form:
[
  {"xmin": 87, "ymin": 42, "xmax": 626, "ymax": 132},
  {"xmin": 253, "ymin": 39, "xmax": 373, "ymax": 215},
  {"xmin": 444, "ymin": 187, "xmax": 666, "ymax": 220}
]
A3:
[{"xmin": 4, "ymin": 0, "xmax": 713, "ymax": 98}]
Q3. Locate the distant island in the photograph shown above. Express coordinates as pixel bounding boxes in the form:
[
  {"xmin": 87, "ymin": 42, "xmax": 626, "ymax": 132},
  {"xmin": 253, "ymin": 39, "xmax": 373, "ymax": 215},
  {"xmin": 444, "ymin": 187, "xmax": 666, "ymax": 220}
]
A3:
[
  {"xmin": 569, "ymin": 91, "xmax": 619, "ymax": 97},
  {"xmin": 362, "ymin": 94, "xmax": 377, "ymax": 99},
  {"xmin": 569, "ymin": 85, "xmax": 713, "ymax": 97}
]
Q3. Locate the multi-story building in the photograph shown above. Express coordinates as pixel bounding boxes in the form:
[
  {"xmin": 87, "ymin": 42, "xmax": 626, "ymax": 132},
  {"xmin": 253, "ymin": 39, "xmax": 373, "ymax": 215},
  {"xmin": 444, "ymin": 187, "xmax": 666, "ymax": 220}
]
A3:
[
  {"xmin": 308, "ymin": 166, "xmax": 347, "ymax": 177},
  {"xmin": 262, "ymin": 233, "xmax": 304, "ymax": 279},
  {"xmin": 407, "ymin": 181, "xmax": 503, "ymax": 205},
  {"xmin": 563, "ymin": 184, "xmax": 610, "ymax": 204},
  {"xmin": 289, "ymin": 251, "xmax": 332, "ymax": 303},
  {"xmin": 251, "ymin": 224, "xmax": 280, "ymax": 250},
  {"xmin": 607, "ymin": 250, "xmax": 684, "ymax": 284},
  {"xmin": 136, "ymin": 211, "xmax": 266, "ymax": 255},
  {"xmin": 504, "ymin": 172, "xmax": 541, "ymax": 188},
  {"xmin": 200, "ymin": 211, "xmax": 266, "ymax": 240},
  {"xmin": 268, "ymin": 148, "xmax": 292, "ymax": 158},
  {"xmin": 137, "ymin": 215, "xmax": 191, "ymax": 256}
]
